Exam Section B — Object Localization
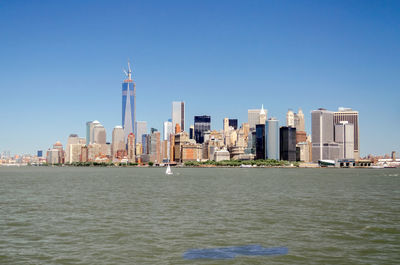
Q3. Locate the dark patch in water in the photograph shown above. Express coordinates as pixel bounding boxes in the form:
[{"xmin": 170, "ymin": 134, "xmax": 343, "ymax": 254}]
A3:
[{"xmin": 183, "ymin": 245, "xmax": 288, "ymax": 260}]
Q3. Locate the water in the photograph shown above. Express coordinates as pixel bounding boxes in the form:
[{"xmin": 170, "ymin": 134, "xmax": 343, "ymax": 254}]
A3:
[{"xmin": 0, "ymin": 167, "xmax": 399, "ymax": 264}]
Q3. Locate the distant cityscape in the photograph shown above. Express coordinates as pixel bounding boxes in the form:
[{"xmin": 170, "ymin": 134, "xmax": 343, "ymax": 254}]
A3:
[{"xmin": 1, "ymin": 63, "xmax": 398, "ymax": 168}]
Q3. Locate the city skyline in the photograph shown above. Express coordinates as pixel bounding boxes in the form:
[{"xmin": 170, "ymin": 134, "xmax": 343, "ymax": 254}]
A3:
[{"xmin": 0, "ymin": 1, "xmax": 399, "ymax": 156}]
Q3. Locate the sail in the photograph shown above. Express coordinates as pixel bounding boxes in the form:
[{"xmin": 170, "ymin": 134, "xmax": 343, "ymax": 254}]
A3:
[{"xmin": 166, "ymin": 164, "xmax": 172, "ymax": 175}]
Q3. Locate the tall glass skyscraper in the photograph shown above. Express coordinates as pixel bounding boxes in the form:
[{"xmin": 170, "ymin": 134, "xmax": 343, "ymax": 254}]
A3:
[
  {"xmin": 122, "ymin": 62, "xmax": 136, "ymax": 143},
  {"xmin": 255, "ymin": 124, "xmax": 266, "ymax": 160},
  {"xmin": 194, "ymin": 115, "xmax": 211, "ymax": 144}
]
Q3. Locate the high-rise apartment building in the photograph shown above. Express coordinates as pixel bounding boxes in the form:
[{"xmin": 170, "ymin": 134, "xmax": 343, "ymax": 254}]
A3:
[
  {"xmin": 122, "ymin": 62, "xmax": 136, "ymax": 143},
  {"xmin": 334, "ymin": 121, "xmax": 354, "ymax": 160},
  {"xmin": 172, "ymin": 101, "xmax": 185, "ymax": 133},
  {"xmin": 280, "ymin": 126, "xmax": 297, "ymax": 161},
  {"xmin": 266, "ymin": 118, "xmax": 280, "ymax": 160},
  {"xmin": 194, "ymin": 115, "xmax": 211, "ymax": 144},
  {"xmin": 312, "ymin": 109, "xmax": 339, "ymax": 162},
  {"xmin": 334, "ymin": 107, "xmax": 359, "ymax": 159}
]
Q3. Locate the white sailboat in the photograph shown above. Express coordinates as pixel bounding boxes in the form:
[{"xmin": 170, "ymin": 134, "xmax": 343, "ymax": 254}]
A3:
[{"xmin": 165, "ymin": 164, "xmax": 173, "ymax": 175}]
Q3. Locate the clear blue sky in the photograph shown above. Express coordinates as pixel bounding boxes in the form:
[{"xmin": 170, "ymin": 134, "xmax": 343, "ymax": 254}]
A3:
[{"xmin": 0, "ymin": 0, "xmax": 399, "ymax": 156}]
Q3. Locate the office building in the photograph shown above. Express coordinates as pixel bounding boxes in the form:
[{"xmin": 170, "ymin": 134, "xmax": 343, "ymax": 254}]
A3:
[
  {"xmin": 248, "ymin": 109, "xmax": 260, "ymax": 130},
  {"xmin": 229, "ymin": 119, "xmax": 238, "ymax": 130},
  {"xmin": 163, "ymin": 119, "xmax": 173, "ymax": 141},
  {"xmin": 286, "ymin": 110, "xmax": 295, "ymax": 127},
  {"xmin": 266, "ymin": 118, "xmax": 279, "ymax": 160},
  {"xmin": 135, "ymin": 121, "xmax": 147, "ymax": 145},
  {"xmin": 86, "ymin": 120, "xmax": 100, "ymax": 145},
  {"xmin": 296, "ymin": 108, "xmax": 305, "ymax": 132},
  {"xmin": 93, "ymin": 124, "xmax": 106, "ymax": 144},
  {"xmin": 46, "ymin": 149, "xmax": 60, "ymax": 164},
  {"xmin": 127, "ymin": 133, "xmax": 135, "ymax": 162},
  {"xmin": 37, "ymin": 150, "xmax": 43, "ymax": 157},
  {"xmin": 334, "ymin": 107, "xmax": 359, "ymax": 159},
  {"xmin": 111, "ymin": 126, "xmax": 125, "ymax": 159},
  {"xmin": 255, "ymin": 124, "xmax": 265, "ymax": 160},
  {"xmin": 181, "ymin": 143, "xmax": 202, "ymax": 162},
  {"xmin": 172, "ymin": 101, "xmax": 185, "ymax": 133},
  {"xmin": 189, "ymin": 125, "xmax": 194, "ymax": 139},
  {"xmin": 280, "ymin": 126, "xmax": 297, "ymax": 161},
  {"xmin": 122, "ymin": 62, "xmax": 136, "ymax": 143},
  {"xmin": 334, "ymin": 121, "xmax": 354, "ymax": 160},
  {"xmin": 194, "ymin": 115, "xmax": 211, "ymax": 144},
  {"xmin": 312, "ymin": 108, "xmax": 340, "ymax": 162},
  {"xmin": 149, "ymin": 131, "xmax": 161, "ymax": 163},
  {"xmin": 66, "ymin": 134, "xmax": 86, "ymax": 163},
  {"xmin": 248, "ymin": 105, "xmax": 267, "ymax": 130},
  {"xmin": 223, "ymin": 118, "xmax": 229, "ymax": 134}
]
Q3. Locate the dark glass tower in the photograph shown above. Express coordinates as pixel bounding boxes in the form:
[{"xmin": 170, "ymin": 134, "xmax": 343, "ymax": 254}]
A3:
[
  {"xmin": 228, "ymin": 119, "xmax": 238, "ymax": 130},
  {"xmin": 122, "ymin": 62, "xmax": 136, "ymax": 143},
  {"xmin": 280, "ymin": 126, "xmax": 297, "ymax": 161},
  {"xmin": 194, "ymin": 115, "xmax": 211, "ymax": 144},
  {"xmin": 255, "ymin": 124, "xmax": 266, "ymax": 160}
]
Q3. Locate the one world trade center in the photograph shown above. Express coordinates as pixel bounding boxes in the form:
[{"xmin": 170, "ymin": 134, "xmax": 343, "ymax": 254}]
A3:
[{"xmin": 122, "ymin": 62, "xmax": 136, "ymax": 143}]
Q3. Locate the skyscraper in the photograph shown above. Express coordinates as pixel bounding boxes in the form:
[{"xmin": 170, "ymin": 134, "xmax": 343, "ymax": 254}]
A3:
[
  {"xmin": 93, "ymin": 124, "xmax": 106, "ymax": 144},
  {"xmin": 248, "ymin": 105, "xmax": 267, "ymax": 130},
  {"xmin": 127, "ymin": 133, "xmax": 135, "ymax": 162},
  {"xmin": 259, "ymin": 105, "xmax": 267, "ymax": 125},
  {"xmin": 122, "ymin": 62, "xmax": 136, "ymax": 143},
  {"xmin": 194, "ymin": 115, "xmax": 211, "ymax": 144},
  {"xmin": 135, "ymin": 121, "xmax": 147, "ymax": 145},
  {"xmin": 266, "ymin": 118, "xmax": 279, "ymax": 160},
  {"xmin": 334, "ymin": 108, "xmax": 359, "ymax": 159},
  {"xmin": 334, "ymin": 121, "xmax": 354, "ymax": 160},
  {"xmin": 111, "ymin": 126, "xmax": 125, "ymax": 159},
  {"xmin": 280, "ymin": 126, "xmax": 297, "ymax": 161},
  {"xmin": 163, "ymin": 119, "xmax": 173, "ymax": 141},
  {"xmin": 172, "ymin": 101, "xmax": 185, "ymax": 133},
  {"xmin": 311, "ymin": 108, "xmax": 339, "ymax": 162},
  {"xmin": 286, "ymin": 110, "xmax": 295, "ymax": 127},
  {"xmin": 255, "ymin": 124, "xmax": 266, "ymax": 160},
  {"xmin": 296, "ymin": 108, "xmax": 305, "ymax": 132},
  {"xmin": 66, "ymin": 134, "xmax": 86, "ymax": 163},
  {"xmin": 229, "ymin": 119, "xmax": 238, "ymax": 130},
  {"xmin": 86, "ymin": 120, "xmax": 100, "ymax": 145}
]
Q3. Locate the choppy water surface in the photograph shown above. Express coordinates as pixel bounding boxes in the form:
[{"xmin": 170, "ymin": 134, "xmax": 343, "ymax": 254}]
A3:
[{"xmin": 0, "ymin": 167, "xmax": 399, "ymax": 264}]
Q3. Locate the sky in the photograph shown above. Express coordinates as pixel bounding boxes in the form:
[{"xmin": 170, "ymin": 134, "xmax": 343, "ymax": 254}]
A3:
[{"xmin": 0, "ymin": 0, "xmax": 399, "ymax": 156}]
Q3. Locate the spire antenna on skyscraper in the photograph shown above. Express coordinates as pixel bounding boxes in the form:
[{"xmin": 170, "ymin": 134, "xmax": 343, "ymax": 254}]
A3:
[{"xmin": 123, "ymin": 60, "xmax": 132, "ymax": 81}]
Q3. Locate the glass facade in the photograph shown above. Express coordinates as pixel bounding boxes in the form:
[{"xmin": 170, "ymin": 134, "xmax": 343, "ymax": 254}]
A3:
[
  {"xmin": 228, "ymin": 119, "xmax": 238, "ymax": 130},
  {"xmin": 280, "ymin": 126, "xmax": 297, "ymax": 161},
  {"xmin": 255, "ymin": 124, "xmax": 265, "ymax": 160},
  {"xmin": 194, "ymin": 115, "xmax": 211, "ymax": 144},
  {"xmin": 122, "ymin": 81, "xmax": 136, "ymax": 142}
]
